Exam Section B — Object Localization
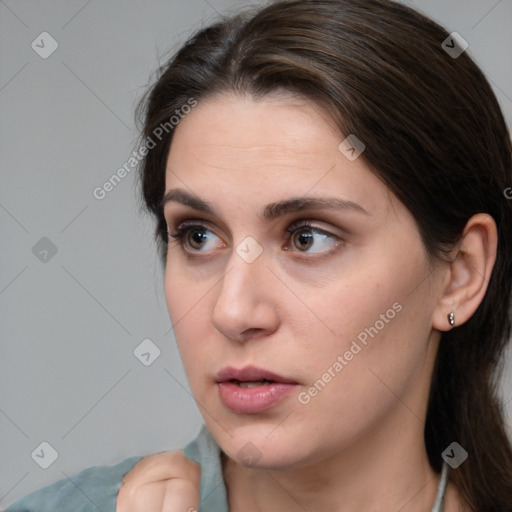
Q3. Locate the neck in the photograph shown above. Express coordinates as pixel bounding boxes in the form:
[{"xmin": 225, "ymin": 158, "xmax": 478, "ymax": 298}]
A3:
[{"xmin": 222, "ymin": 409, "xmax": 442, "ymax": 512}]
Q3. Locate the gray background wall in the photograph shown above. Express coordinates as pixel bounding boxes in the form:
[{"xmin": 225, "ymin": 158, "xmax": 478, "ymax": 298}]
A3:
[{"xmin": 1, "ymin": 0, "xmax": 511, "ymax": 508}]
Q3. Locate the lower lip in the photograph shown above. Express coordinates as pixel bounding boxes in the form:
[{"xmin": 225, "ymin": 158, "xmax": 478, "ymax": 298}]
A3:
[{"xmin": 218, "ymin": 381, "xmax": 298, "ymax": 414}]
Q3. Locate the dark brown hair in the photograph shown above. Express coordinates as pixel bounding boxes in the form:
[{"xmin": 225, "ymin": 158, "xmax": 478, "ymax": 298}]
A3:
[{"xmin": 135, "ymin": 0, "xmax": 512, "ymax": 509}]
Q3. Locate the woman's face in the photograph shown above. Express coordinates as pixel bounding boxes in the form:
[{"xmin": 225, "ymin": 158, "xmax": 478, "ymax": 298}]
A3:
[{"xmin": 163, "ymin": 92, "xmax": 444, "ymax": 469}]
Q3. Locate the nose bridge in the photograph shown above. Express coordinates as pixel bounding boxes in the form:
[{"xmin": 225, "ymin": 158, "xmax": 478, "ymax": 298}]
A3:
[
  {"xmin": 217, "ymin": 242, "xmax": 265, "ymax": 309},
  {"xmin": 212, "ymin": 239, "xmax": 275, "ymax": 339},
  {"xmin": 224, "ymin": 231, "xmax": 266, "ymax": 290}
]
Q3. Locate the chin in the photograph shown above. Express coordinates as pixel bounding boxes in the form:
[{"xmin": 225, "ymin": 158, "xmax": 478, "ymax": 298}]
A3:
[{"xmin": 214, "ymin": 422, "xmax": 310, "ymax": 470}]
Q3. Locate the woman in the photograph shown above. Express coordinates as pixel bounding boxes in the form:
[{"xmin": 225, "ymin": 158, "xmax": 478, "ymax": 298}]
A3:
[{"xmin": 7, "ymin": 1, "xmax": 512, "ymax": 511}]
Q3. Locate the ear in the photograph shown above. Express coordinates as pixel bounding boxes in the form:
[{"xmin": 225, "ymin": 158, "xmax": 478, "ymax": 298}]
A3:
[{"xmin": 432, "ymin": 213, "xmax": 498, "ymax": 331}]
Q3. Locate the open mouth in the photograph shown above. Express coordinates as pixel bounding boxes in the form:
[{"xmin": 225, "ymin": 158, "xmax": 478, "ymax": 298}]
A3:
[
  {"xmin": 231, "ymin": 379, "xmax": 274, "ymax": 388},
  {"xmin": 214, "ymin": 365, "xmax": 299, "ymax": 413}
]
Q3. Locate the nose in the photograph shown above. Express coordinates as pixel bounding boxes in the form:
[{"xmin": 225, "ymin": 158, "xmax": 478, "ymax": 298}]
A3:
[{"xmin": 211, "ymin": 248, "xmax": 280, "ymax": 343}]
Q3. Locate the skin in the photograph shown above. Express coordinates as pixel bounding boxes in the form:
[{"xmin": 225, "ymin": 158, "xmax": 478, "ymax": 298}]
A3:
[
  {"xmin": 147, "ymin": 91, "xmax": 496, "ymax": 512},
  {"xmin": 116, "ymin": 451, "xmax": 200, "ymax": 512}
]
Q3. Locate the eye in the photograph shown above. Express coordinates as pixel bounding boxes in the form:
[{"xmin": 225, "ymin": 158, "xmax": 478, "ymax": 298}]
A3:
[
  {"xmin": 167, "ymin": 221, "xmax": 224, "ymax": 252},
  {"xmin": 167, "ymin": 219, "xmax": 342, "ymax": 257},
  {"xmin": 286, "ymin": 221, "xmax": 341, "ymax": 255}
]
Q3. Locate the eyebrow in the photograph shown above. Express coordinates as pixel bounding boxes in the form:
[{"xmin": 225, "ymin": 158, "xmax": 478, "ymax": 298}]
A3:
[{"xmin": 161, "ymin": 188, "xmax": 369, "ymax": 221}]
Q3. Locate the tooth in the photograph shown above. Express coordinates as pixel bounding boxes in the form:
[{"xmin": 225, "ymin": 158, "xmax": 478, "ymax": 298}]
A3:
[{"xmin": 238, "ymin": 380, "xmax": 269, "ymax": 388}]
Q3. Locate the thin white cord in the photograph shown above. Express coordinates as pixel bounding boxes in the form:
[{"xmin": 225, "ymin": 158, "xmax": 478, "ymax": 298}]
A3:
[{"xmin": 431, "ymin": 461, "xmax": 450, "ymax": 512}]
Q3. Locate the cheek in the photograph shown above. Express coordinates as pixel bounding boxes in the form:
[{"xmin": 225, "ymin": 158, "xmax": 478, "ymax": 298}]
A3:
[
  {"xmin": 164, "ymin": 263, "xmax": 211, "ymax": 374},
  {"xmin": 287, "ymin": 244, "xmax": 431, "ymax": 403},
  {"xmin": 164, "ymin": 254, "xmax": 210, "ymax": 321},
  {"xmin": 304, "ymin": 314, "xmax": 431, "ymax": 432},
  {"xmin": 286, "ymin": 249, "xmax": 417, "ymax": 354}
]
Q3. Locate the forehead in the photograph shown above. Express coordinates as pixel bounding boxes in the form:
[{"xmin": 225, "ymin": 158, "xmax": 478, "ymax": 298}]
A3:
[
  {"xmin": 170, "ymin": 92, "xmax": 338, "ymax": 161},
  {"xmin": 164, "ymin": 92, "xmax": 393, "ymax": 218}
]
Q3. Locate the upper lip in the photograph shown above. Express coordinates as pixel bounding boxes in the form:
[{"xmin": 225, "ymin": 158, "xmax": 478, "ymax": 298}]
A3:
[{"xmin": 215, "ymin": 365, "xmax": 297, "ymax": 384}]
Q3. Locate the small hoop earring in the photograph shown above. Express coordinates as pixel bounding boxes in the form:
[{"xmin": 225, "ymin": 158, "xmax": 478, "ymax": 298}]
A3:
[{"xmin": 448, "ymin": 311, "xmax": 455, "ymax": 327}]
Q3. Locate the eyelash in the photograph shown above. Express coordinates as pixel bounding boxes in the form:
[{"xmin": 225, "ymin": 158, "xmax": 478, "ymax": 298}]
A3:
[{"xmin": 167, "ymin": 219, "xmax": 341, "ymax": 257}]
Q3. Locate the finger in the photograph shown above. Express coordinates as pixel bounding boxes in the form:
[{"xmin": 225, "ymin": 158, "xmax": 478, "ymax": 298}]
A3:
[
  {"xmin": 121, "ymin": 451, "xmax": 200, "ymax": 486},
  {"xmin": 116, "ymin": 451, "xmax": 201, "ymax": 512},
  {"xmin": 161, "ymin": 480, "xmax": 200, "ymax": 512},
  {"xmin": 117, "ymin": 480, "xmax": 200, "ymax": 512}
]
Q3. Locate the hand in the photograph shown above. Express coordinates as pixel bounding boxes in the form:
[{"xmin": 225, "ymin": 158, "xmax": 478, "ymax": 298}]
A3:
[{"xmin": 116, "ymin": 450, "xmax": 201, "ymax": 512}]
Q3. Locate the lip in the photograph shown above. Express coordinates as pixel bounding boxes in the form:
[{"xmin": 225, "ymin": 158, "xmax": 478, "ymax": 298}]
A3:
[{"xmin": 215, "ymin": 365, "xmax": 299, "ymax": 414}]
